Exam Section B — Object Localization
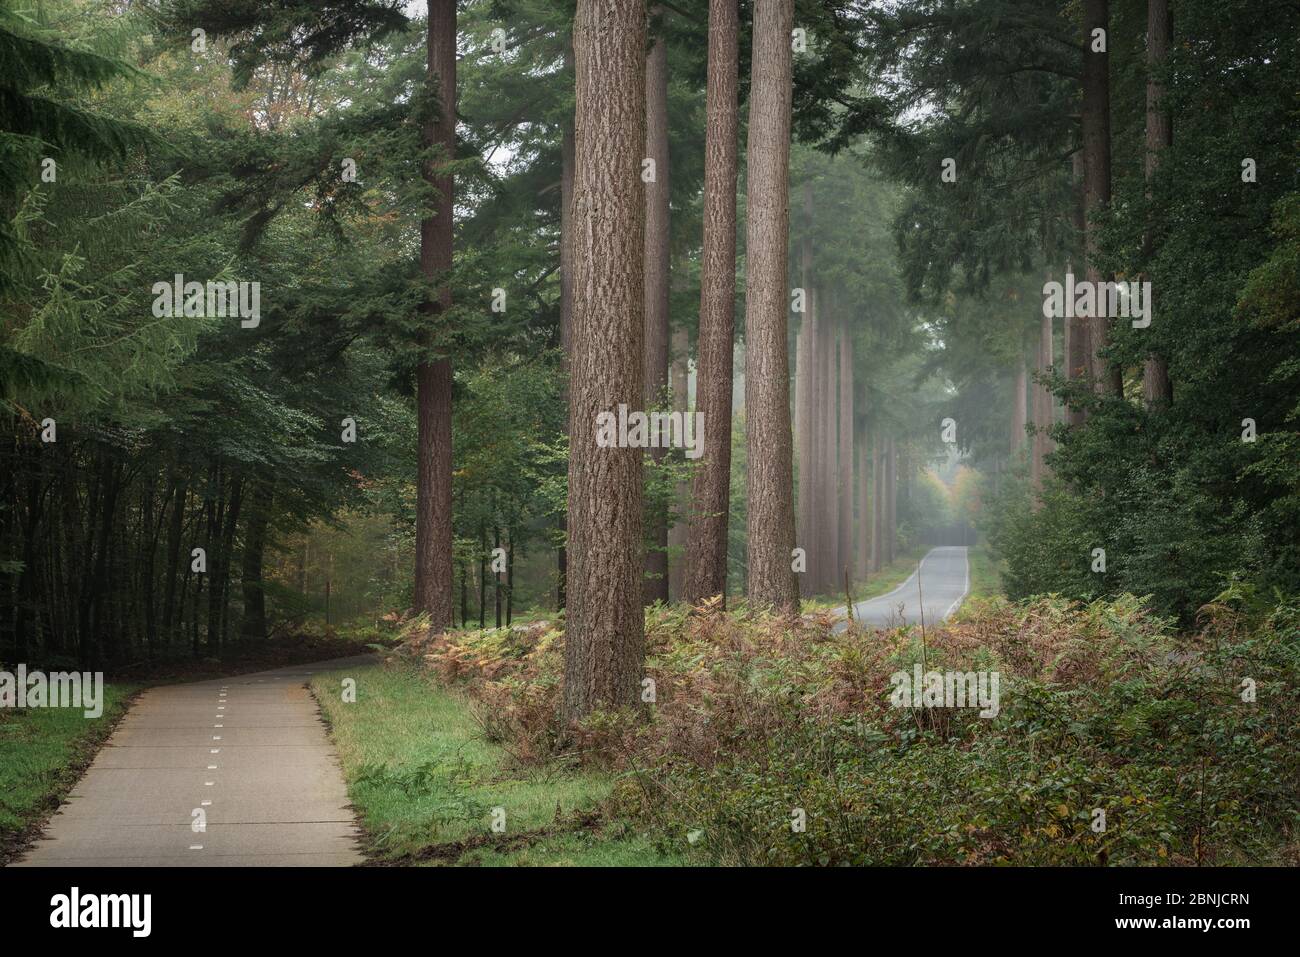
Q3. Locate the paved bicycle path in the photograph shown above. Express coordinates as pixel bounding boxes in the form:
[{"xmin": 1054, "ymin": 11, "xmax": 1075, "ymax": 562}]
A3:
[
  {"xmin": 13, "ymin": 656, "xmax": 371, "ymax": 867},
  {"xmin": 831, "ymin": 546, "xmax": 970, "ymax": 632}
]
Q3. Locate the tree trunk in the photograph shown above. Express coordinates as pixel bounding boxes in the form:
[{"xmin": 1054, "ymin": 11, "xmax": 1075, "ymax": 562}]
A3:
[
  {"xmin": 478, "ymin": 524, "xmax": 487, "ymax": 628},
  {"xmin": 217, "ymin": 476, "xmax": 242, "ymax": 650},
  {"xmin": 856, "ymin": 437, "xmax": 869, "ymax": 579},
  {"xmin": 818, "ymin": 309, "xmax": 837, "ymax": 590},
  {"xmin": 837, "ymin": 319, "xmax": 853, "ymax": 587},
  {"xmin": 793, "ymin": 201, "xmax": 813, "ymax": 594},
  {"xmin": 809, "ymin": 294, "xmax": 827, "ymax": 590},
  {"xmin": 871, "ymin": 433, "xmax": 883, "ymax": 572},
  {"xmin": 1031, "ymin": 311, "xmax": 1056, "ymax": 497},
  {"xmin": 562, "ymin": 0, "xmax": 647, "ymax": 723},
  {"xmin": 1082, "ymin": 0, "xmax": 1120, "ymax": 397},
  {"xmin": 682, "ymin": 0, "xmax": 739, "ymax": 607},
  {"xmin": 642, "ymin": 17, "xmax": 671, "ymax": 605},
  {"xmin": 1011, "ymin": 360, "xmax": 1028, "ymax": 456},
  {"xmin": 886, "ymin": 436, "xmax": 897, "ymax": 564},
  {"xmin": 742, "ymin": 0, "xmax": 798, "ymax": 612},
  {"xmin": 1142, "ymin": 0, "xmax": 1173, "ymax": 407},
  {"xmin": 494, "ymin": 525, "xmax": 502, "ymax": 628},
  {"xmin": 667, "ymin": 321, "xmax": 690, "ymax": 600},
  {"xmin": 462, "ymin": 561, "xmax": 473, "ymax": 629},
  {"xmin": 1066, "ymin": 158, "xmax": 1088, "ymax": 426},
  {"xmin": 793, "ymin": 179, "xmax": 816, "ymax": 591},
  {"xmin": 413, "ymin": 0, "xmax": 456, "ymax": 632},
  {"xmin": 506, "ymin": 533, "xmax": 514, "ymax": 626},
  {"xmin": 459, "ymin": 560, "xmax": 467, "ymax": 628},
  {"xmin": 13, "ymin": 467, "xmax": 44, "ymax": 662},
  {"xmin": 204, "ymin": 470, "xmax": 224, "ymax": 656},
  {"xmin": 240, "ymin": 479, "xmax": 271, "ymax": 641},
  {"xmin": 557, "ymin": 39, "xmax": 575, "ymax": 613}
]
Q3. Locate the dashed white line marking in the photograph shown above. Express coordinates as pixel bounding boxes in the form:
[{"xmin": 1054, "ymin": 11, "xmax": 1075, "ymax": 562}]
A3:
[
  {"xmin": 207, "ymin": 765, "xmax": 217, "ymax": 769},
  {"xmin": 212, "ymin": 736, "xmax": 221, "ymax": 740},
  {"xmin": 204, "ymin": 781, "xmax": 215, "ymax": 786},
  {"xmin": 210, "ymin": 748, "xmax": 220, "ymax": 754},
  {"xmin": 189, "ymin": 845, "xmax": 203, "ymax": 850},
  {"xmin": 200, "ymin": 800, "xmax": 211, "ymax": 807}
]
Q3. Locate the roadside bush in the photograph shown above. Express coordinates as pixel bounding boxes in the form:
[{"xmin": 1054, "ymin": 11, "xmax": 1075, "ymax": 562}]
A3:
[{"xmin": 391, "ymin": 593, "xmax": 1300, "ymax": 865}]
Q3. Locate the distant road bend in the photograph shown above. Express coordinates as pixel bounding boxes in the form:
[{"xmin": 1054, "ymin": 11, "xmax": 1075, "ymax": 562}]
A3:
[{"xmin": 831, "ymin": 546, "xmax": 970, "ymax": 633}]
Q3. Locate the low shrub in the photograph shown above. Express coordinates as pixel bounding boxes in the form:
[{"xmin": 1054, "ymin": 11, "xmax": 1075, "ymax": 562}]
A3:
[{"xmin": 390, "ymin": 592, "xmax": 1300, "ymax": 865}]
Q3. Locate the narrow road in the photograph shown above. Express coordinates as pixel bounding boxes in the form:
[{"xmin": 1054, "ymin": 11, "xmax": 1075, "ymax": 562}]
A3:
[
  {"xmin": 831, "ymin": 546, "xmax": 970, "ymax": 633},
  {"xmin": 13, "ymin": 656, "xmax": 370, "ymax": 867}
]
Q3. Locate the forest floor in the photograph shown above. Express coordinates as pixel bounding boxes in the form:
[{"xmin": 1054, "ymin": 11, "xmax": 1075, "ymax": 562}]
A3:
[
  {"xmin": 340, "ymin": 579, "xmax": 1299, "ymax": 866},
  {"xmin": 312, "ymin": 548, "xmax": 999, "ymax": 868}
]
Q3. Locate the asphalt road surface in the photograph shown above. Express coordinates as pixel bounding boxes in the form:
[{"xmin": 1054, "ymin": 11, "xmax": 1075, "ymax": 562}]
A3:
[
  {"xmin": 13, "ymin": 656, "xmax": 370, "ymax": 867},
  {"xmin": 831, "ymin": 546, "xmax": 970, "ymax": 633}
]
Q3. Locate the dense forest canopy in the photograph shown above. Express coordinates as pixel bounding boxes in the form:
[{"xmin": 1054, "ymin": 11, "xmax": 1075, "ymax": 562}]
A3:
[{"xmin": 1, "ymin": 0, "xmax": 1297, "ymax": 684}]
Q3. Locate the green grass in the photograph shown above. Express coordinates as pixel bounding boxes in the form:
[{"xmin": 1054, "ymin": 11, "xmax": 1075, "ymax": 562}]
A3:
[
  {"xmin": 965, "ymin": 542, "xmax": 1005, "ymax": 599},
  {"xmin": 310, "ymin": 663, "xmax": 680, "ymax": 866},
  {"xmin": 0, "ymin": 682, "xmax": 138, "ymax": 863}
]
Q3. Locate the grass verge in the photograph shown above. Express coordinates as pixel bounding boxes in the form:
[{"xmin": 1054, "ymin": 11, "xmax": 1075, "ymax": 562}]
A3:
[
  {"xmin": 802, "ymin": 545, "xmax": 929, "ymax": 614},
  {"xmin": 965, "ymin": 542, "xmax": 1005, "ymax": 600},
  {"xmin": 0, "ymin": 683, "xmax": 139, "ymax": 865},
  {"xmin": 310, "ymin": 663, "xmax": 679, "ymax": 866}
]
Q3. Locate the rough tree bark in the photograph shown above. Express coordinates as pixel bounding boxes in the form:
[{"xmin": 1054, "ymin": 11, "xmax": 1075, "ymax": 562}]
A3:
[
  {"xmin": 562, "ymin": 0, "xmax": 647, "ymax": 722},
  {"xmin": 1082, "ymin": 0, "xmax": 1120, "ymax": 397},
  {"xmin": 885, "ymin": 436, "xmax": 897, "ymax": 564},
  {"xmin": 642, "ymin": 15, "xmax": 671, "ymax": 604},
  {"xmin": 667, "ymin": 321, "xmax": 690, "ymax": 600},
  {"xmin": 557, "ymin": 39, "xmax": 575, "ymax": 612},
  {"xmin": 1031, "ymin": 312, "xmax": 1056, "ymax": 497},
  {"xmin": 794, "ymin": 308, "xmax": 813, "ymax": 585},
  {"xmin": 793, "ymin": 186, "xmax": 814, "ymax": 594},
  {"xmin": 811, "ymin": 296, "xmax": 836, "ymax": 592},
  {"xmin": 1066, "ymin": 156, "xmax": 1089, "ymax": 426},
  {"xmin": 837, "ymin": 319, "xmax": 854, "ymax": 585},
  {"xmin": 823, "ymin": 314, "xmax": 840, "ymax": 590},
  {"xmin": 807, "ymin": 292, "xmax": 824, "ymax": 590},
  {"xmin": 742, "ymin": 0, "xmax": 798, "ymax": 612},
  {"xmin": 871, "ymin": 432, "xmax": 884, "ymax": 573},
  {"xmin": 856, "ymin": 438, "xmax": 869, "ymax": 579},
  {"xmin": 413, "ymin": 0, "xmax": 456, "ymax": 632},
  {"xmin": 682, "ymin": 0, "xmax": 739, "ymax": 607},
  {"xmin": 1011, "ymin": 360, "xmax": 1028, "ymax": 456},
  {"xmin": 1142, "ymin": 0, "xmax": 1173, "ymax": 407}
]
